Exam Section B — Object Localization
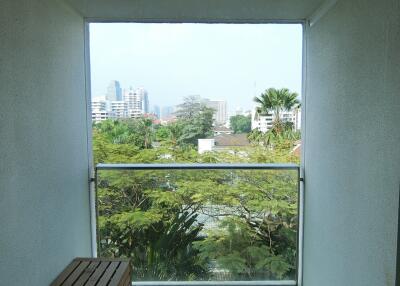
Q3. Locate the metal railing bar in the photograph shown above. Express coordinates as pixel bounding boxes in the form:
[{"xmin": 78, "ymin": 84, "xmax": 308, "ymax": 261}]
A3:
[
  {"xmin": 96, "ymin": 163, "xmax": 300, "ymax": 170},
  {"xmin": 132, "ymin": 281, "xmax": 296, "ymax": 286}
]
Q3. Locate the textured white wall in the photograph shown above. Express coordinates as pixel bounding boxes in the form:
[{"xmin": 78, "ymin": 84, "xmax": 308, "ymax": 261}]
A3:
[
  {"xmin": 0, "ymin": 0, "xmax": 91, "ymax": 285},
  {"xmin": 303, "ymin": 0, "xmax": 400, "ymax": 285},
  {"xmin": 65, "ymin": 0, "xmax": 324, "ymax": 22}
]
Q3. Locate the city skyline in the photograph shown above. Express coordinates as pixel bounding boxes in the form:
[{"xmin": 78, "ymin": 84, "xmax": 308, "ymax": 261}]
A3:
[{"xmin": 89, "ymin": 23, "xmax": 303, "ymax": 114}]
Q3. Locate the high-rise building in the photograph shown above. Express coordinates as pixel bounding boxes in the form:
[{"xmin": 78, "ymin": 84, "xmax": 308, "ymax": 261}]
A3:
[
  {"xmin": 123, "ymin": 87, "xmax": 149, "ymax": 118},
  {"xmin": 134, "ymin": 87, "xmax": 149, "ymax": 114},
  {"xmin": 110, "ymin": 101, "xmax": 128, "ymax": 118},
  {"xmin": 106, "ymin": 80, "xmax": 122, "ymax": 101},
  {"xmin": 161, "ymin": 106, "xmax": 174, "ymax": 119},
  {"xmin": 151, "ymin": 105, "xmax": 160, "ymax": 118},
  {"xmin": 204, "ymin": 99, "xmax": 227, "ymax": 125}
]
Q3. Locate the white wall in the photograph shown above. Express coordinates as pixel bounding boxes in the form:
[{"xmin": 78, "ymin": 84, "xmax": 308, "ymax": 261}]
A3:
[
  {"xmin": 303, "ymin": 0, "xmax": 400, "ymax": 285},
  {"xmin": 0, "ymin": 0, "xmax": 91, "ymax": 285},
  {"xmin": 65, "ymin": 0, "xmax": 324, "ymax": 22}
]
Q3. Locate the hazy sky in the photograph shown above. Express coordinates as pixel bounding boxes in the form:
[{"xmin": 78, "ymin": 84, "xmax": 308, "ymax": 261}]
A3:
[{"xmin": 90, "ymin": 23, "xmax": 303, "ymax": 114}]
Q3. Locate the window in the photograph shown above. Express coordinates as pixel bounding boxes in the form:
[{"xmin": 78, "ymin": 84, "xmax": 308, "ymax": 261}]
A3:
[{"xmin": 88, "ymin": 23, "xmax": 303, "ymax": 285}]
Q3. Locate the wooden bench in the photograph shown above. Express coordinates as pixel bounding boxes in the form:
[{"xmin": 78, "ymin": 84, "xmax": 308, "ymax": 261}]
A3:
[{"xmin": 51, "ymin": 257, "xmax": 131, "ymax": 286}]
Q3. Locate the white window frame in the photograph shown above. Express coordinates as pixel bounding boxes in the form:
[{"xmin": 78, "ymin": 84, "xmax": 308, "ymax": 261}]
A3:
[{"xmin": 84, "ymin": 20, "xmax": 307, "ymax": 286}]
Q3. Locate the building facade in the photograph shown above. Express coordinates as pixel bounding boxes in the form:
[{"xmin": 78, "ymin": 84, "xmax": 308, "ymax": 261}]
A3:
[
  {"xmin": 110, "ymin": 101, "xmax": 128, "ymax": 118},
  {"xmin": 161, "ymin": 106, "xmax": 175, "ymax": 120},
  {"xmin": 204, "ymin": 99, "xmax": 227, "ymax": 125},
  {"xmin": 91, "ymin": 98, "xmax": 114, "ymax": 123},
  {"xmin": 123, "ymin": 87, "xmax": 149, "ymax": 118},
  {"xmin": 251, "ymin": 108, "xmax": 301, "ymax": 132},
  {"xmin": 106, "ymin": 80, "xmax": 122, "ymax": 101}
]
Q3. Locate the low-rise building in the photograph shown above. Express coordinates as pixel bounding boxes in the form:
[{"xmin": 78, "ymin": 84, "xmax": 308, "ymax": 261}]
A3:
[
  {"xmin": 213, "ymin": 126, "xmax": 233, "ymax": 136},
  {"xmin": 251, "ymin": 107, "xmax": 301, "ymax": 132},
  {"xmin": 198, "ymin": 134, "xmax": 250, "ymax": 154},
  {"xmin": 92, "ymin": 110, "xmax": 115, "ymax": 123}
]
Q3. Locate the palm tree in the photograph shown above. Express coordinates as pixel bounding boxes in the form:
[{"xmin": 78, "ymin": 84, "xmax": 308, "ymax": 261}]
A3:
[{"xmin": 253, "ymin": 88, "xmax": 300, "ymax": 131}]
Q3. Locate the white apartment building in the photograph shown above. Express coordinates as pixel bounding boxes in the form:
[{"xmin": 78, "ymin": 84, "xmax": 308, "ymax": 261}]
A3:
[
  {"xmin": 204, "ymin": 99, "xmax": 227, "ymax": 125},
  {"xmin": 91, "ymin": 98, "xmax": 115, "ymax": 123},
  {"xmin": 91, "ymin": 98, "xmax": 107, "ymax": 111},
  {"xmin": 110, "ymin": 101, "xmax": 128, "ymax": 118},
  {"xmin": 251, "ymin": 108, "xmax": 301, "ymax": 132},
  {"xmin": 92, "ymin": 110, "xmax": 115, "ymax": 123},
  {"xmin": 124, "ymin": 87, "xmax": 149, "ymax": 118},
  {"xmin": 135, "ymin": 87, "xmax": 149, "ymax": 114}
]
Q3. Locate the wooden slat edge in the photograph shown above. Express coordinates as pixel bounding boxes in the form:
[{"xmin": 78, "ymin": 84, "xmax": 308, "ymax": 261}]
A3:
[
  {"xmin": 108, "ymin": 261, "xmax": 131, "ymax": 286},
  {"xmin": 62, "ymin": 261, "xmax": 90, "ymax": 285},
  {"xmin": 50, "ymin": 259, "xmax": 81, "ymax": 286},
  {"xmin": 86, "ymin": 261, "xmax": 110, "ymax": 285},
  {"xmin": 75, "ymin": 257, "xmax": 130, "ymax": 262},
  {"xmin": 96, "ymin": 261, "xmax": 120, "ymax": 286},
  {"xmin": 73, "ymin": 261, "xmax": 100, "ymax": 286}
]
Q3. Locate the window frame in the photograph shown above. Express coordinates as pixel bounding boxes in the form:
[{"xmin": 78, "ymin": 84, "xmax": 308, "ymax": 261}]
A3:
[{"xmin": 84, "ymin": 19, "xmax": 307, "ymax": 286}]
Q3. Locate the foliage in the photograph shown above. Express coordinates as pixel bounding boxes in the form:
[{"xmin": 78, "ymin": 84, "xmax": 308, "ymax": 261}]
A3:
[
  {"xmin": 230, "ymin": 115, "xmax": 251, "ymax": 134},
  {"xmin": 254, "ymin": 88, "xmax": 300, "ymax": 123},
  {"xmin": 247, "ymin": 128, "xmax": 300, "ymax": 148},
  {"xmin": 92, "ymin": 93, "xmax": 300, "ymax": 282},
  {"xmin": 174, "ymin": 96, "xmax": 215, "ymax": 146},
  {"xmin": 250, "ymin": 88, "xmax": 301, "ymax": 147},
  {"xmin": 94, "ymin": 117, "xmax": 154, "ymax": 149}
]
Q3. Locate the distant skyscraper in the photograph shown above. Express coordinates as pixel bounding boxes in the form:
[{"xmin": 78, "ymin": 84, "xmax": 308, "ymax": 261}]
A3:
[
  {"xmin": 204, "ymin": 99, "xmax": 227, "ymax": 125},
  {"xmin": 134, "ymin": 87, "xmax": 149, "ymax": 113},
  {"xmin": 106, "ymin": 80, "xmax": 122, "ymax": 101},
  {"xmin": 123, "ymin": 87, "xmax": 149, "ymax": 118},
  {"xmin": 152, "ymin": 105, "xmax": 160, "ymax": 118},
  {"xmin": 161, "ymin": 106, "xmax": 174, "ymax": 119}
]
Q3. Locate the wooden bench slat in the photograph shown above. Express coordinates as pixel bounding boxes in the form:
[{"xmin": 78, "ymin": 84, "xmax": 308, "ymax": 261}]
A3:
[
  {"xmin": 86, "ymin": 261, "xmax": 110, "ymax": 285},
  {"xmin": 50, "ymin": 259, "xmax": 81, "ymax": 286},
  {"xmin": 74, "ymin": 257, "xmax": 130, "ymax": 262},
  {"xmin": 52, "ymin": 258, "xmax": 131, "ymax": 286},
  {"xmin": 108, "ymin": 261, "xmax": 130, "ymax": 286},
  {"xmin": 120, "ymin": 269, "xmax": 132, "ymax": 286},
  {"xmin": 119, "ymin": 263, "xmax": 131, "ymax": 286},
  {"xmin": 62, "ymin": 261, "xmax": 90, "ymax": 285},
  {"xmin": 96, "ymin": 261, "xmax": 120, "ymax": 286},
  {"xmin": 73, "ymin": 261, "xmax": 100, "ymax": 286}
]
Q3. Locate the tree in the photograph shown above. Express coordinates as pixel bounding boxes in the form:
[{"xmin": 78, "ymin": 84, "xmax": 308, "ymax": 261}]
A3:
[
  {"xmin": 94, "ymin": 117, "xmax": 154, "ymax": 149},
  {"xmin": 254, "ymin": 88, "xmax": 300, "ymax": 133},
  {"xmin": 92, "ymin": 95, "xmax": 300, "ymax": 282},
  {"xmin": 173, "ymin": 96, "xmax": 215, "ymax": 146},
  {"xmin": 175, "ymin": 95, "xmax": 204, "ymax": 120},
  {"xmin": 230, "ymin": 115, "xmax": 251, "ymax": 134}
]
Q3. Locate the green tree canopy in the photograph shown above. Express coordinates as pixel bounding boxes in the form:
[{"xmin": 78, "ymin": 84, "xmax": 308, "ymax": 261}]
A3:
[
  {"xmin": 230, "ymin": 115, "xmax": 251, "ymax": 134},
  {"xmin": 172, "ymin": 96, "xmax": 215, "ymax": 146},
  {"xmin": 254, "ymin": 88, "xmax": 300, "ymax": 124}
]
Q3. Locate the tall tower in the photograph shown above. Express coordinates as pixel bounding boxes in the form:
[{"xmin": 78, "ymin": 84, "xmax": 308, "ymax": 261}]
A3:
[
  {"xmin": 106, "ymin": 80, "xmax": 122, "ymax": 101},
  {"xmin": 123, "ymin": 87, "xmax": 149, "ymax": 118},
  {"xmin": 134, "ymin": 87, "xmax": 149, "ymax": 114},
  {"xmin": 204, "ymin": 99, "xmax": 227, "ymax": 125}
]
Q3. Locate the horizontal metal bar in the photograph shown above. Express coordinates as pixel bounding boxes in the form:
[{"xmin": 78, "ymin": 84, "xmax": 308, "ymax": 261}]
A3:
[
  {"xmin": 132, "ymin": 281, "xmax": 296, "ymax": 286},
  {"xmin": 96, "ymin": 163, "xmax": 300, "ymax": 171}
]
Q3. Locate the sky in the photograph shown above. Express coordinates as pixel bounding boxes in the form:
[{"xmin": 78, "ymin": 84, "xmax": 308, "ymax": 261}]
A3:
[{"xmin": 90, "ymin": 23, "xmax": 303, "ymax": 114}]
